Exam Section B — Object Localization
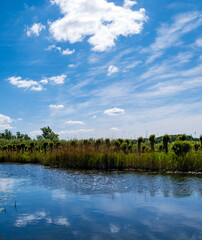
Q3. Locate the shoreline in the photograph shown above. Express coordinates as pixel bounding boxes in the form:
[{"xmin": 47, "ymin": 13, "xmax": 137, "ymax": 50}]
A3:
[{"xmin": 1, "ymin": 162, "xmax": 202, "ymax": 176}]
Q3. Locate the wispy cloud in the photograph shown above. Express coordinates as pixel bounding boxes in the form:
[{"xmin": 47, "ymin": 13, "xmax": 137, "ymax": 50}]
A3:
[
  {"xmin": 142, "ymin": 11, "xmax": 202, "ymax": 63},
  {"xmin": 65, "ymin": 120, "xmax": 85, "ymax": 125}
]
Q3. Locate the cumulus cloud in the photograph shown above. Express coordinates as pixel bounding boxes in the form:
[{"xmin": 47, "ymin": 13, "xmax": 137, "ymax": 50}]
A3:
[
  {"xmin": 0, "ymin": 114, "xmax": 13, "ymax": 130},
  {"xmin": 62, "ymin": 48, "xmax": 75, "ymax": 55},
  {"xmin": 49, "ymin": 0, "xmax": 147, "ymax": 51},
  {"xmin": 26, "ymin": 23, "xmax": 45, "ymax": 37},
  {"xmin": 104, "ymin": 107, "xmax": 125, "ymax": 116},
  {"xmin": 107, "ymin": 65, "xmax": 119, "ymax": 76},
  {"xmin": 65, "ymin": 120, "xmax": 85, "ymax": 125},
  {"xmin": 49, "ymin": 104, "xmax": 64, "ymax": 109},
  {"xmin": 42, "ymin": 74, "xmax": 67, "ymax": 84},
  {"xmin": 124, "ymin": 0, "xmax": 137, "ymax": 8},
  {"xmin": 8, "ymin": 76, "xmax": 43, "ymax": 91}
]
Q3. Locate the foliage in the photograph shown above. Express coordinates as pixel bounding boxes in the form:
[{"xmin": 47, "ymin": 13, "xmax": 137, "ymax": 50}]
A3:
[
  {"xmin": 172, "ymin": 141, "xmax": 192, "ymax": 156},
  {"xmin": 39, "ymin": 126, "xmax": 59, "ymax": 141},
  {"xmin": 0, "ymin": 129, "xmax": 202, "ymax": 172}
]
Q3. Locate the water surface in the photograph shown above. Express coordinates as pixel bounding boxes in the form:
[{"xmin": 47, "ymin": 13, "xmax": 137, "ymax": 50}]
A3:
[{"xmin": 0, "ymin": 164, "xmax": 202, "ymax": 240}]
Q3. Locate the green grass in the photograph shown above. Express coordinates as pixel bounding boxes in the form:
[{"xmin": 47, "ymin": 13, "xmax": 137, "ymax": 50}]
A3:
[{"xmin": 0, "ymin": 142, "xmax": 202, "ymax": 172}]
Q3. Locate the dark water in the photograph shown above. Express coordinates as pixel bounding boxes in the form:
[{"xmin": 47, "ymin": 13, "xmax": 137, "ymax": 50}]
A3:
[{"xmin": 0, "ymin": 164, "xmax": 202, "ymax": 240}]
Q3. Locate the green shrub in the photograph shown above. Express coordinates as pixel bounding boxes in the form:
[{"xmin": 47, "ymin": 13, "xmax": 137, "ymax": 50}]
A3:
[{"xmin": 172, "ymin": 141, "xmax": 192, "ymax": 156}]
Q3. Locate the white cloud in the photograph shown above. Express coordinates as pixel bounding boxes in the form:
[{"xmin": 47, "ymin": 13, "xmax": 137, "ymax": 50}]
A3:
[
  {"xmin": 8, "ymin": 76, "xmax": 43, "ymax": 91},
  {"xmin": 124, "ymin": 0, "xmax": 137, "ymax": 9},
  {"xmin": 68, "ymin": 64, "xmax": 75, "ymax": 68},
  {"xmin": 48, "ymin": 74, "xmax": 67, "ymax": 84},
  {"xmin": 62, "ymin": 48, "xmax": 75, "ymax": 55},
  {"xmin": 0, "ymin": 114, "xmax": 13, "ymax": 130},
  {"xmin": 40, "ymin": 79, "xmax": 49, "ymax": 85},
  {"xmin": 26, "ymin": 23, "xmax": 45, "ymax": 37},
  {"xmin": 45, "ymin": 44, "xmax": 62, "ymax": 52},
  {"xmin": 49, "ymin": 104, "xmax": 64, "ymax": 109},
  {"xmin": 58, "ymin": 129, "xmax": 95, "ymax": 136},
  {"xmin": 49, "ymin": 0, "xmax": 147, "ymax": 51},
  {"xmin": 29, "ymin": 130, "xmax": 42, "ymax": 137},
  {"xmin": 107, "ymin": 65, "xmax": 119, "ymax": 76},
  {"xmin": 91, "ymin": 115, "xmax": 96, "ymax": 119},
  {"xmin": 65, "ymin": 120, "xmax": 85, "ymax": 125},
  {"xmin": 104, "ymin": 107, "xmax": 125, "ymax": 116},
  {"xmin": 46, "ymin": 45, "xmax": 75, "ymax": 55},
  {"xmin": 110, "ymin": 127, "xmax": 119, "ymax": 131},
  {"xmin": 42, "ymin": 74, "xmax": 67, "ymax": 84}
]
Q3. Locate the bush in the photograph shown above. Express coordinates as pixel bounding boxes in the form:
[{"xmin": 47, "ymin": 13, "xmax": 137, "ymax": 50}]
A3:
[
  {"xmin": 172, "ymin": 141, "xmax": 192, "ymax": 156},
  {"xmin": 194, "ymin": 142, "xmax": 200, "ymax": 151}
]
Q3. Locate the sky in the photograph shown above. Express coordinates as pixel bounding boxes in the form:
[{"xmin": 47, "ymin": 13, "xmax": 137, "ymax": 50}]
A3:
[{"xmin": 0, "ymin": 0, "xmax": 202, "ymax": 140}]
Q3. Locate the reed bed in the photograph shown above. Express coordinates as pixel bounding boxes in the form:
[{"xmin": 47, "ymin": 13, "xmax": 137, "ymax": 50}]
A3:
[{"xmin": 0, "ymin": 139, "xmax": 202, "ymax": 172}]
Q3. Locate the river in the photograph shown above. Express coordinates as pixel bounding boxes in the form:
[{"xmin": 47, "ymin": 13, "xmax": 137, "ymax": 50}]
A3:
[{"xmin": 0, "ymin": 164, "xmax": 202, "ymax": 240}]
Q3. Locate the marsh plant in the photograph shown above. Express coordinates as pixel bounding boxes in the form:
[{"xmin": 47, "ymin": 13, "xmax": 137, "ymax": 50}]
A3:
[{"xmin": 0, "ymin": 128, "xmax": 202, "ymax": 172}]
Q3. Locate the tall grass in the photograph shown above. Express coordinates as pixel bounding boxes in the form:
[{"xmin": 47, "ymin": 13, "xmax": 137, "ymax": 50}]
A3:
[{"xmin": 0, "ymin": 139, "xmax": 201, "ymax": 172}]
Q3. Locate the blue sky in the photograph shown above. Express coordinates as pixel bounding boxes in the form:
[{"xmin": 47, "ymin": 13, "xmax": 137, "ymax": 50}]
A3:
[{"xmin": 0, "ymin": 0, "xmax": 202, "ymax": 139}]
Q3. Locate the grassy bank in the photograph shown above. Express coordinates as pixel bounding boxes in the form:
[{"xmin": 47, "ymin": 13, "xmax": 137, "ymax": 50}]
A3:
[{"xmin": 0, "ymin": 137, "xmax": 202, "ymax": 172}]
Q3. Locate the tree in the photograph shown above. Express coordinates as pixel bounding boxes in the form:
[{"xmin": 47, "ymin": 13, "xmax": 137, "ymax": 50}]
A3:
[
  {"xmin": 105, "ymin": 138, "xmax": 111, "ymax": 150},
  {"xmin": 200, "ymin": 135, "xmax": 202, "ymax": 150},
  {"xmin": 194, "ymin": 142, "xmax": 200, "ymax": 151},
  {"xmin": 121, "ymin": 142, "xmax": 127, "ymax": 154},
  {"xmin": 163, "ymin": 134, "xmax": 170, "ymax": 154},
  {"xmin": 178, "ymin": 134, "xmax": 187, "ymax": 141},
  {"xmin": 172, "ymin": 141, "xmax": 192, "ymax": 156},
  {"xmin": 40, "ymin": 126, "xmax": 59, "ymax": 141},
  {"xmin": 149, "ymin": 134, "xmax": 155, "ymax": 152},
  {"xmin": 95, "ymin": 139, "xmax": 102, "ymax": 151},
  {"xmin": 137, "ymin": 137, "xmax": 143, "ymax": 155}
]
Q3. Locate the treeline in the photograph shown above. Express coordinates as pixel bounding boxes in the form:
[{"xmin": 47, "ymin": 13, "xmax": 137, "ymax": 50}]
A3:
[{"xmin": 0, "ymin": 127, "xmax": 202, "ymax": 172}]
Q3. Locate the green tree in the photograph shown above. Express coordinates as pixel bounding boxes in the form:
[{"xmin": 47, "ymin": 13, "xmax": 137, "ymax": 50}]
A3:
[
  {"xmin": 149, "ymin": 134, "xmax": 156, "ymax": 152},
  {"xmin": 172, "ymin": 141, "xmax": 192, "ymax": 156},
  {"xmin": 194, "ymin": 142, "xmax": 200, "ymax": 151},
  {"xmin": 178, "ymin": 134, "xmax": 187, "ymax": 141},
  {"xmin": 137, "ymin": 137, "xmax": 143, "ymax": 155},
  {"xmin": 105, "ymin": 138, "xmax": 111, "ymax": 150},
  {"xmin": 200, "ymin": 135, "xmax": 202, "ymax": 150},
  {"xmin": 40, "ymin": 126, "xmax": 59, "ymax": 141},
  {"xmin": 163, "ymin": 134, "xmax": 170, "ymax": 154}
]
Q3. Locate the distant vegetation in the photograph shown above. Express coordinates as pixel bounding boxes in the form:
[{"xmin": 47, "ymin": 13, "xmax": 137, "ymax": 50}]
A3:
[{"xmin": 0, "ymin": 127, "xmax": 202, "ymax": 172}]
